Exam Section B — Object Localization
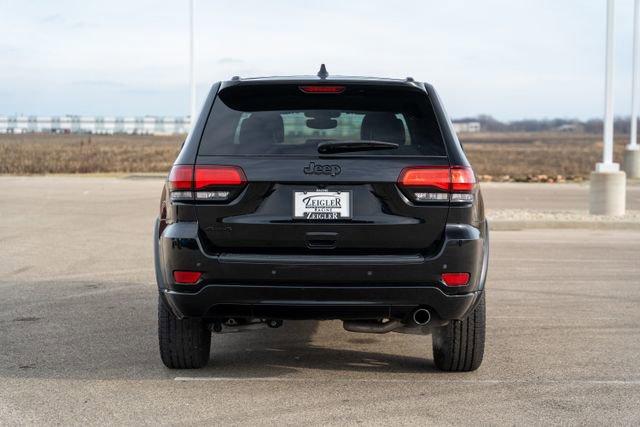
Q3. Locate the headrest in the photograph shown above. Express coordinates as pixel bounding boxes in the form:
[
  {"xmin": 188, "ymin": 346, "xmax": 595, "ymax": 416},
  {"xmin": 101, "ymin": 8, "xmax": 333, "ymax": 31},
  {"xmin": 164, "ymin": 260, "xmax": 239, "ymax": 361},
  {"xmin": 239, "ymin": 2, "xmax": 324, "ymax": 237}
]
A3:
[
  {"xmin": 360, "ymin": 112, "xmax": 405, "ymax": 144},
  {"xmin": 238, "ymin": 112, "xmax": 284, "ymax": 145}
]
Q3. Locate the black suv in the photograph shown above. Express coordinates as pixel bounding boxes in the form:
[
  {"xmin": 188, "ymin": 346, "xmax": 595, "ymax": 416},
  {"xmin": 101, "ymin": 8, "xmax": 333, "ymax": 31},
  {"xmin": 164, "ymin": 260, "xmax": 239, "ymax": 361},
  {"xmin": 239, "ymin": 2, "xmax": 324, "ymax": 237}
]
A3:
[{"xmin": 154, "ymin": 67, "xmax": 489, "ymax": 371}]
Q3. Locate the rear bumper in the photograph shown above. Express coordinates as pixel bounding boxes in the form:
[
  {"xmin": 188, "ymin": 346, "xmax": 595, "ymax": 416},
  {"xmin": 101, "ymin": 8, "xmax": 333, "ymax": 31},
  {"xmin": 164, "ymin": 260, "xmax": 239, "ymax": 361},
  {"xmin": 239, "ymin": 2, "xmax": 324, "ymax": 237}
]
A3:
[
  {"xmin": 162, "ymin": 285, "xmax": 482, "ymax": 321},
  {"xmin": 155, "ymin": 220, "xmax": 488, "ymax": 321},
  {"xmin": 162, "ymin": 285, "xmax": 482, "ymax": 320}
]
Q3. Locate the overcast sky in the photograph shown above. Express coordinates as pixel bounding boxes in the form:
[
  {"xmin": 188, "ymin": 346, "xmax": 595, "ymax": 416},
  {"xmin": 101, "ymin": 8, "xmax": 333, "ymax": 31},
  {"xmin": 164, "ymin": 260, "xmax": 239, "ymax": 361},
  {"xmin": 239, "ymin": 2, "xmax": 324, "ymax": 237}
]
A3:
[{"xmin": 0, "ymin": 0, "xmax": 637, "ymax": 120}]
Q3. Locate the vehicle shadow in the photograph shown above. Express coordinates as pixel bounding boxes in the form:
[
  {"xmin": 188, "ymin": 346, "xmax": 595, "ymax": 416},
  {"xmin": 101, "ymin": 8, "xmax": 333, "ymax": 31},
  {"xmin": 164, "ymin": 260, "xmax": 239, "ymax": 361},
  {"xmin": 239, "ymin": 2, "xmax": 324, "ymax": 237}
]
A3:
[
  {"xmin": 0, "ymin": 281, "xmax": 438, "ymax": 382},
  {"xmin": 197, "ymin": 321, "xmax": 437, "ymax": 377}
]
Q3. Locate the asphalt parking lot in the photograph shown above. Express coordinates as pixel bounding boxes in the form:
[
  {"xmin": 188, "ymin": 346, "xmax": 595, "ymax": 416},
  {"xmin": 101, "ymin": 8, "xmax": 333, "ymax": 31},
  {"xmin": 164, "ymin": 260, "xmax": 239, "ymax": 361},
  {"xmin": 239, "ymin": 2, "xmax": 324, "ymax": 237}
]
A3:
[{"xmin": 1, "ymin": 177, "xmax": 639, "ymax": 425}]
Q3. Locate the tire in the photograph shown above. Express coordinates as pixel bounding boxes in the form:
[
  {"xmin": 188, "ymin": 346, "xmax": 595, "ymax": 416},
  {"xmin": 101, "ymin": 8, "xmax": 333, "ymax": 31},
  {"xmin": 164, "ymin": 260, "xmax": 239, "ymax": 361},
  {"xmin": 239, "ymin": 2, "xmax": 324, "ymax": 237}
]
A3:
[
  {"xmin": 432, "ymin": 292, "xmax": 485, "ymax": 372},
  {"xmin": 158, "ymin": 296, "xmax": 211, "ymax": 369}
]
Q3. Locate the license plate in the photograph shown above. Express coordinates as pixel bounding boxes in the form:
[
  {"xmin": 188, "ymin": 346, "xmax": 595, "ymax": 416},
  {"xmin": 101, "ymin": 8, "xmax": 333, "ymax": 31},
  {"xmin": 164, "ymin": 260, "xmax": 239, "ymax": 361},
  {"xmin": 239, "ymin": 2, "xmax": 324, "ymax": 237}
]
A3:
[{"xmin": 293, "ymin": 191, "xmax": 351, "ymax": 220}]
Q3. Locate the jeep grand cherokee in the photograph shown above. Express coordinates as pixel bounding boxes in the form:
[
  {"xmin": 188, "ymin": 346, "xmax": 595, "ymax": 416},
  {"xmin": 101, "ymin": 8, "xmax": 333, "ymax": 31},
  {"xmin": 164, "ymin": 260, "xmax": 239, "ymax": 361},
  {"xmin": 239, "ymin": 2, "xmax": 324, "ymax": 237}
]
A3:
[{"xmin": 154, "ymin": 66, "xmax": 489, "ymax": 371}]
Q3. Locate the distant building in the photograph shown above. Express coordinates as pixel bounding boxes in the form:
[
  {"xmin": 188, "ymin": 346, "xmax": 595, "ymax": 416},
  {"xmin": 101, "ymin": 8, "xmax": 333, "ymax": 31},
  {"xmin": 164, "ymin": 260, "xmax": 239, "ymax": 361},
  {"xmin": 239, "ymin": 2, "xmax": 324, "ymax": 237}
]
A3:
[
  {"xmin": 0, "ymin": 115, "xmax": 190, "ymax": 135},
  {"xmin": 555, "ymin": 123, "xmax": 585, "ymax": 133},
  {"xmin": 452, "ymin": 120, "xmax": 481, "ymax": 133}
]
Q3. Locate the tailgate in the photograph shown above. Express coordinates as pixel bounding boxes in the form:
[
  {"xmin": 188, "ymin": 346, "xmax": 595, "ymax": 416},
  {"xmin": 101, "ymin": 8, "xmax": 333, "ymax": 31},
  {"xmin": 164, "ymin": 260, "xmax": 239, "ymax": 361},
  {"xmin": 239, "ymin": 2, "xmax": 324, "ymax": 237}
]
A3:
[{"xmin": 195, "ymin": 157, "xmax": 449, "ymax": 253}]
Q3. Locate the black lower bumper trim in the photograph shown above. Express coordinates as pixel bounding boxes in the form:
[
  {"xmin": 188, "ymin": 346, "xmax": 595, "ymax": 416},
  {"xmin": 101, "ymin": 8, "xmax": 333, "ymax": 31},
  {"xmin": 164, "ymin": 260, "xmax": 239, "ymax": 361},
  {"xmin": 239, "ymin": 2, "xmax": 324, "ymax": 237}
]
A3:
[{"xmin": 163, "ymin": 285, "xmax": 481, "ymax": 321}]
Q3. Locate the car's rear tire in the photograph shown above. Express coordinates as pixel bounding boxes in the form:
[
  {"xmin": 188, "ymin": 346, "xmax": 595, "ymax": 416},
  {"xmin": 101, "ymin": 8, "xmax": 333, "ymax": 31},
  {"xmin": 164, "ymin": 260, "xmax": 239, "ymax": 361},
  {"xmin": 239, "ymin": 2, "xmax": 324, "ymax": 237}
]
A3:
[
  {"xmin": 158, "ymin": 296, "xmax": 211, "ymax": 369},
  {"xmin": 431, "ymin": 292, "xmax": 485, "ymax": 372}
]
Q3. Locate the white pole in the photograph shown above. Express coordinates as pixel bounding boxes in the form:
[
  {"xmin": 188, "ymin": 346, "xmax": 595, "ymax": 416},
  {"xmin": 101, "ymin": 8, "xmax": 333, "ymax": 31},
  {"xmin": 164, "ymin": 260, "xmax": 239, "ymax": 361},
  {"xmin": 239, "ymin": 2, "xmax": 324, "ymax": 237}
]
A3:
[
  {"xmin": 189, "ymin": 0, "xmax": 196, "ymax": 128},
  {"xmin": 597, "ymin": 0, "xmax": 618, "ymax": 172},
  {"xmin": 629, "ymin": 0, "xmax": 640, "ymax": 150},
  {"xmin": 590, "ymin": 0, "xmax": 625, "ymax": 216}
]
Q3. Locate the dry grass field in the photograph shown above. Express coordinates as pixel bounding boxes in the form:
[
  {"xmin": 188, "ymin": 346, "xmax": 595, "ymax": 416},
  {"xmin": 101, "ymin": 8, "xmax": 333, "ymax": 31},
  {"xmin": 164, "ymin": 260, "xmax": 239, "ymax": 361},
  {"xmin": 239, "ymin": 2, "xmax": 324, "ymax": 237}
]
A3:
[
  {"xmin": 461, "ymin": 132, "xmax": 626, "ymax": 182},
  {"xmin": 0, "ymin": 134, "xmax": 182, "ymax": 174},
  {"xmin": 0, "ymin": 132, "xmax": 628, "ymax": 181}
]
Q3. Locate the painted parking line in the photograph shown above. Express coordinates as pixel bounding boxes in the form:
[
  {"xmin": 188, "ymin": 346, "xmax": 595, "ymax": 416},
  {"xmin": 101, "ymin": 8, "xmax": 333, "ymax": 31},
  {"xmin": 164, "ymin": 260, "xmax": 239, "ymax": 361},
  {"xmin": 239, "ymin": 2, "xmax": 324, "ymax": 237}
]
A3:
[
  {"xmin": 174, "ymin": 377, "xmax": 640, "ymax": 385},
  {"xmin": 492, "ymin": 256, "xmax": 639, "ymax": 263},
  {"xmin": 487, "ymin": 315, "xmax": 619, "ymax": 320},
  {"xmin": 0, "ymin": 268, "xmax": 149, "ymax": 284}
]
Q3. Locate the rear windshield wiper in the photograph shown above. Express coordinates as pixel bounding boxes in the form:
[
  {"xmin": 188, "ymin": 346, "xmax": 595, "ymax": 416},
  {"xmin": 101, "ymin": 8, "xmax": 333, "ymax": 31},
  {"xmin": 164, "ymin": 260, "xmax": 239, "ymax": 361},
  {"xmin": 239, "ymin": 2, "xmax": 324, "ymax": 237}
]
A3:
[{"xmin": 317, "ymin": 140, "xmax": 399, "ymax": 154}]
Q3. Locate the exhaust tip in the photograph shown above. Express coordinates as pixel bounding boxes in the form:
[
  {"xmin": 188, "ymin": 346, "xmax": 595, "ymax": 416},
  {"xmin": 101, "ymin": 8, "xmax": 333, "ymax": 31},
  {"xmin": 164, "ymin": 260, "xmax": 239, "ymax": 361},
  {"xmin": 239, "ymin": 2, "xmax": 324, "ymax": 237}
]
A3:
[
  {"xmin": 412, "ymin": 308, "xmax": 431, "ymax": 326},
  {"xmin": 267, "ymin": 319, "xmax": 283, "ymax": 328}
]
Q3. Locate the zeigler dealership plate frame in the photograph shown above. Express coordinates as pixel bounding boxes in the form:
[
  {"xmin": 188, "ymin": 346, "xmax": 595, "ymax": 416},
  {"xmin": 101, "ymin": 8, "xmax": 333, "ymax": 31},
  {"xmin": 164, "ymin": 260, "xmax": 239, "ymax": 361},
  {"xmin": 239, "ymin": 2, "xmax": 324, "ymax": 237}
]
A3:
[{"xmin": 293, "ymin": 190, "xmax": 352, "ymax": 220}]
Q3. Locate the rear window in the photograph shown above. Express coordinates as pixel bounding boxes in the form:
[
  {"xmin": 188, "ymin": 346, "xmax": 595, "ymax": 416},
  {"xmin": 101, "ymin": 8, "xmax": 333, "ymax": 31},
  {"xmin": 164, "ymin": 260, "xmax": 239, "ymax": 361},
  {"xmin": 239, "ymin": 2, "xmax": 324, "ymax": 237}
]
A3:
[{"xmin": 199, "ymin": 84, "xmax": 446, "ymax": 157}]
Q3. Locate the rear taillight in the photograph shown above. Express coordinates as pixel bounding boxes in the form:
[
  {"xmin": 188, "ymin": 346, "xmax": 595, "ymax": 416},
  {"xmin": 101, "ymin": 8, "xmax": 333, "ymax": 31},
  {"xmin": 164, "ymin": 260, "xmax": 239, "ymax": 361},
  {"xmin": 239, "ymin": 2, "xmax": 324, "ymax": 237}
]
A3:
[
  {"xmin": 194, "ymin": 165, "xmax": 246, "ymax": 188},
  {"xmin": 168, "ymin": 165, "xmax": 246, "ymax": 202},
  {"xmin": 398, "ymin": 166, "xmax": 475, "ymax": 204},
  {"xmin": 168, "ymin": 165, "xmax": 193, "ymax": 190},
  {"xmin": 450, "ymin": 167, "xmax": 475, "ymax": 192},
  {"xmin": 399, "ymin": 168, "xmax": 450, "ymax": 191}
]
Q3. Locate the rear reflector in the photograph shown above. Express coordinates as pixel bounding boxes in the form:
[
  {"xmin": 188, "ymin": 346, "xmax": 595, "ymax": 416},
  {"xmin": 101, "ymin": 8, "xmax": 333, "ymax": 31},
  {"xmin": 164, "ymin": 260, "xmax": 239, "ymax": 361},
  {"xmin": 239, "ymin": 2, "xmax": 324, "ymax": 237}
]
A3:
[
  {"xmin": 299, "ymin": 85, "xmax": 345, "ymax": 94},
  {"xmin": 173, "ymin": 271, "xmax": 202, "ymax": 284},
  {"xmin": 441, "ymin": 272, "xmax": 470, "ymax": 287}
]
